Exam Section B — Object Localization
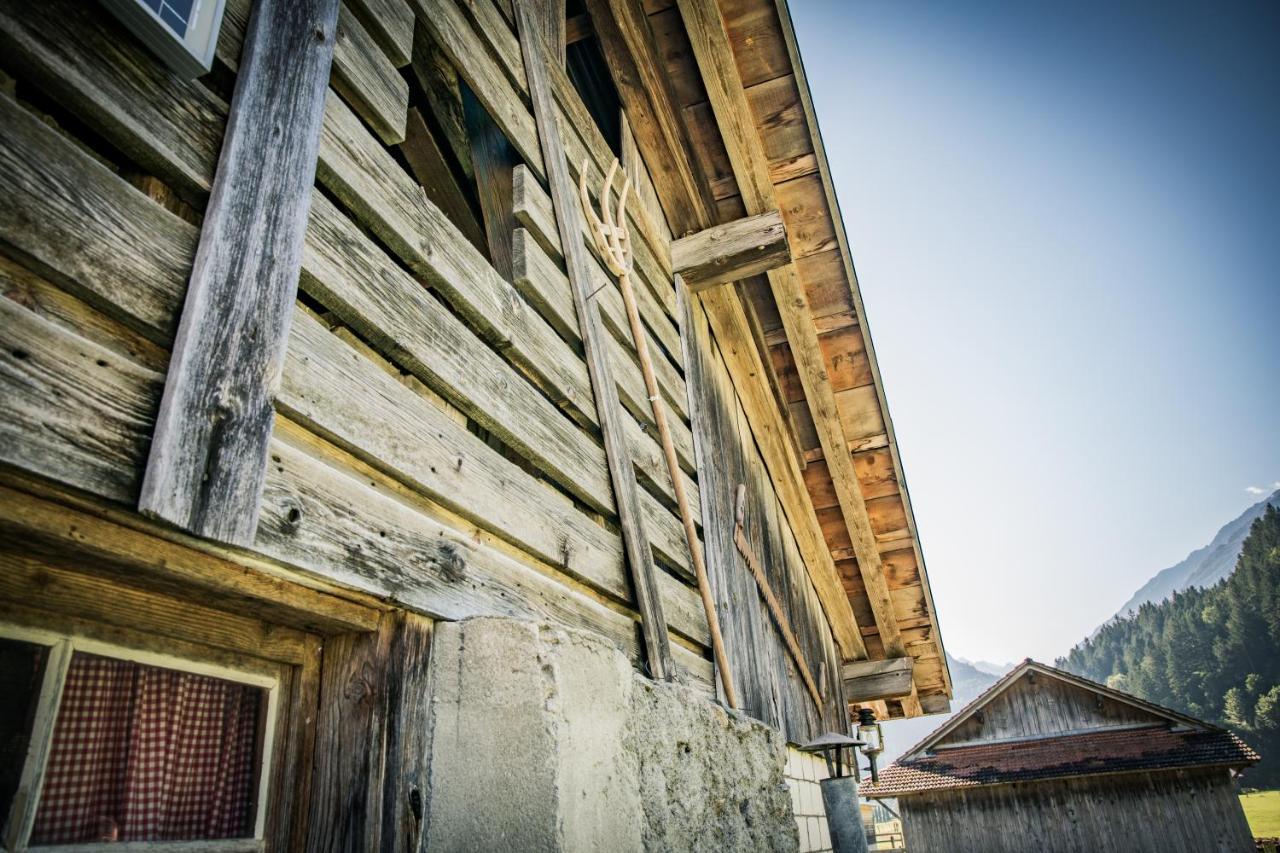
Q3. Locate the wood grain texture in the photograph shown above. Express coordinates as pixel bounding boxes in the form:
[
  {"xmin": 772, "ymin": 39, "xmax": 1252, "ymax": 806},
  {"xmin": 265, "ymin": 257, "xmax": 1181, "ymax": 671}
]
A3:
[
  {"xmin": 899, "ymin": 769, "xmax": 1255, "ymax": 853},
  {"xmin": 672, "ymin": 208, "xmax": 790, "ymax": 291},
  {"xmin": 515, "ymin": 0, "xmax": 672, "ymax": 680},
  {"xmin": 347, "ymin": 0, "xmax": 413, "ymax": 67},
  {"xmin": 139, "ymin": 0, "xmax": 339, "ymax": 546},
  {"xmin": 330, "ymin": 2, "xmax": 409, "ymax": 144},
  {"xmin": 842, "ymin": 656, "xmax": 913, "ymax": 702},
  {"xmin": 0, "ymin": 88, "xmax": 707, "ymax": 642}
]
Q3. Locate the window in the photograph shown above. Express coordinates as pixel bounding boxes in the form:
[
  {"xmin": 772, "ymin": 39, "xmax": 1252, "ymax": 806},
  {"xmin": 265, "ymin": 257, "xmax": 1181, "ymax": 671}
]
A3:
[
  {"xmin": 0, "ymin": 625, "xmax": 276, "ymax": 852},
  {"xmin": 99, "ymin": 0, "xmax": 228, "ymax": 79}
]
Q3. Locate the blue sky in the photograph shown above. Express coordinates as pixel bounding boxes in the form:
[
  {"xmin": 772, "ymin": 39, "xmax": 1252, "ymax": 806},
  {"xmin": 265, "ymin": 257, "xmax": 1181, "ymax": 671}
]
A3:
[{"xmin": 790, "ymin": 1, "xmax": 1280, "ymax": 663}]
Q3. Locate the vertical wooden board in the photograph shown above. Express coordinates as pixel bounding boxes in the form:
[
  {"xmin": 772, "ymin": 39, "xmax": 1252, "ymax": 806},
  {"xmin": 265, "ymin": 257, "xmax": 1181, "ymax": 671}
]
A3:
[
  {"xmin": 514, "ymin": 0, "xmax": 672, "ymax": 681},
  {"xmin": 399, "ymin": 107, "xmax": 487, "ymax": 254},
  {"xmin": 733, "ymin": 392, "xmax": 781, "ymax": 731},
  {"xmin": 463, "ymin": 86, "xmax": 519, "ymax": 281},
  {"xmin": 409, "ymin": 23, "xmax": 473, "ymax": 181},
  {"xmin": 306, "ymin": 617, "xmax": 394, "ymax": 852},
  {"xmin": 139, "ymin": 0, "xmax": 340, "ymax": 546},
  {"xmin": 379, "ymin": 613, "xmax": 433, "ymax": 851},
  {"xmin": 274, "ymin": 635, "xmax": 322, "ymax": 853},
  {"xmin": 679, "ymin": 288, "xmax": 740, "ymax": 707}
]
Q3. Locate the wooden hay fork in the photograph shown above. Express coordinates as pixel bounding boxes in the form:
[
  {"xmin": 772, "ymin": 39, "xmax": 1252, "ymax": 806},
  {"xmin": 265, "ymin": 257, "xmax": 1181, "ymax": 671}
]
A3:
[{"xmin": 578, "ymin": 159, "xmax": 739, "ymax": 710}]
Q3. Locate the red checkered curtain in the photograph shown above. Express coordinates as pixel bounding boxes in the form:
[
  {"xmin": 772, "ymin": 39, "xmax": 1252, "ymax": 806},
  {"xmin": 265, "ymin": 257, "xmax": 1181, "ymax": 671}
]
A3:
[{"xmin": 30, "ymin": 653, "xmax": 262, "ymax": 845}]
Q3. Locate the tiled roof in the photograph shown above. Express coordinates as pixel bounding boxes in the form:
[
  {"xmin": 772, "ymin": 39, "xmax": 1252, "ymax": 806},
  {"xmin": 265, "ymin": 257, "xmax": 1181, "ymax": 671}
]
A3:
[{"xmin": 860, "ymin": 726, "xmax": 1258, "ymax": 797}]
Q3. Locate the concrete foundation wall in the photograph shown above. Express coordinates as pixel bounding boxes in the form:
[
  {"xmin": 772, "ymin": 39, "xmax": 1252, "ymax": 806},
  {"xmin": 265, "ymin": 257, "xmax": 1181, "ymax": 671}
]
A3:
[{"xmin": 422, "ymin": 618, "xmax": 799, "ymax": 852}]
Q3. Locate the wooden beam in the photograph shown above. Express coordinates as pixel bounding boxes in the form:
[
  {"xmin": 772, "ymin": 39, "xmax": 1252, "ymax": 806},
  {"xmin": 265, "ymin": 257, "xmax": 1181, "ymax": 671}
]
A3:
[
  {"xmin": 676, "ymin": 0, "xmax": 904, "ymax": 657},
  {"xmin": 138, "ymin": 0, "xmax": 339, "ymax": 547},
  {"xmin": 399, "ymin": 106, "xmax": 487, "ymax": 256},
  {"xmin": 673, "ymin": 209, "xmax": 790, "ymax": 291},
  {"xmin": 581, "ymin": 0, "xmax": 715, "ymax": 234},
  {"xmin": 0, "ymin": 483, "xmax": 380, "ymax": 635},
  {"xmin": 565, "ymin": 12, "xmax": 592, "ymax": 45},
  {"xmin": 514, "ymin": 0, "xmax": 673, "ymax": 680},
  {"xmin": 842, "ymin": 657, "xmax": 914, "ymax": 702},
  {"xmin": 919, "ymin": 693, "xmax": 952, "ymax": 715}
]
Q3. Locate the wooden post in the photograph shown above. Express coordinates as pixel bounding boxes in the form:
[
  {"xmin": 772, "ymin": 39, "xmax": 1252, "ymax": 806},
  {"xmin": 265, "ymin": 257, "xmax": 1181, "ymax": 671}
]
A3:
[
  {"xmin": 138, "ymin": 0, "xmax": 339, "ymax": 546},
  {"xmin": 514, "ymin": 0, "xmax": 673, "ymax": 681},
  {"xmin": 672, "ymin": 210, "xmax": 791, "ymax": 291}
]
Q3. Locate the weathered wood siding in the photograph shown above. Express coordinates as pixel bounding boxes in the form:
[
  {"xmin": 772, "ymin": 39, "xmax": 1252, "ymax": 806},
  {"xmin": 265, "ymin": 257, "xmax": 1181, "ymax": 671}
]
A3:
[
  {"xmin": 0, "ymin": 0, "xmax": 713, "ymax": 692},
  {"xmin": 0, "ymin": 0, "xmax": 850, "ymax": 773},
  {"xmin": 939, "ymin": 673, "xmax": 1166, "ymax": 747},
  {"xmin": 683, "ymin": 283, "xmax": 846, "ymax": 744},
  {"xmin": 900, "ymin": 769, "xmax": 1255, "ymax": 853}
]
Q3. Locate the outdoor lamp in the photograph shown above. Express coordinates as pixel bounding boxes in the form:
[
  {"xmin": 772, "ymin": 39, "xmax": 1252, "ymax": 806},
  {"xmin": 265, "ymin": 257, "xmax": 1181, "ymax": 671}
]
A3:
[{"xmin": 855, "ymin": 707, "xmax": 885, "ymax": 785}]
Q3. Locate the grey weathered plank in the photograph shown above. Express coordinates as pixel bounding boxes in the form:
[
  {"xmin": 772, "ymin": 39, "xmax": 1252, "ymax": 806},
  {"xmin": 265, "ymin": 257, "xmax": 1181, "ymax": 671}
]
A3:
[
  {"xmin": 378, "ymin": 612, "xmax": 432, "ymax": 850},
  {"xmin": 842, "ymin": 656, "xmax": 915, "ymax": 702},
  {"xmin": 331, "ymin": 2, "xmax": 409, "ymax": 144},
  {"xmin": 0, "ymin": 85, "xmax": 700, "ymax": 581},
  {"xmin": 347, "ymin": 0, "xmax": 413, "ymax": 67},
  {"xmin": 0, "ymin": 0, "xmax": 225, "ymax": 202},
  {"xmin": 0, "ymin": 295, "xmax": 157, "ymax": 503},
  {"xmin": 303, "ymin": 190, "xmax": 614, "ymax": 515},
  {"xmin": 514, "ymin": 0, "xmax": 671, "ymax": 681},
  {"xmin": 0, "ymin": 92, "xmax": 195, "ymax": 341},
  {"xmin": 138, "ymin": 0, "xmax": 339, "ymax": 546},
  {"xmin": 0, "ymin": 277, "xmax": 709, "ymax": 648}
]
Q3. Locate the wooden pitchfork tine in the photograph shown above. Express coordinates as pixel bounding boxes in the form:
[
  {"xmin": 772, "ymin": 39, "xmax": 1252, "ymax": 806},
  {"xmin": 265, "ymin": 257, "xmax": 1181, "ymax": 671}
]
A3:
[{"xmin": 578, "ymin": 159, "xmax": 740, "ymax": 710}]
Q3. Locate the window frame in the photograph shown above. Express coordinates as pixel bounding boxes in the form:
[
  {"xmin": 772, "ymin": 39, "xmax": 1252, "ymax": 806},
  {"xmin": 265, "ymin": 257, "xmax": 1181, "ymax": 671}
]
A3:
[{"xmin": 0, "ymin": 623, "xmax": 279, "ymax": 853}]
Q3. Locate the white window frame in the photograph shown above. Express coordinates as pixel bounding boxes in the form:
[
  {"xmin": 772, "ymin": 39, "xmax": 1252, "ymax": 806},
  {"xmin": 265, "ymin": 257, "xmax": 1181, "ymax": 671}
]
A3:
[
  {"xmin": 0, "ymin": 624, "xmax": 278, "ymax": 853},
  {"xmin": 99, "ymin": 0, "xmax": 228, "ymax": 80}
]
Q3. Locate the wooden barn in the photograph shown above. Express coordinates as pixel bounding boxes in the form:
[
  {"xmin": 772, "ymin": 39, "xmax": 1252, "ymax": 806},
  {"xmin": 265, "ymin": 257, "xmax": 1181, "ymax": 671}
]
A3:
[
  {"xmin": 862, "ymin": 660, "xmax": 1259, "ymax": 853},
  {"xmin": 0, "ymin": 0, "xmax": 950, "ymax": 847}
]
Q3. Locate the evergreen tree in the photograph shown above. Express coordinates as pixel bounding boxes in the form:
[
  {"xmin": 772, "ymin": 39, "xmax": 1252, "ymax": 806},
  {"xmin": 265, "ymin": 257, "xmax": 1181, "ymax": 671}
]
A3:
[{"xmin": 1057, "ymin": 505, "xmax": 1280, "ymax": 787}]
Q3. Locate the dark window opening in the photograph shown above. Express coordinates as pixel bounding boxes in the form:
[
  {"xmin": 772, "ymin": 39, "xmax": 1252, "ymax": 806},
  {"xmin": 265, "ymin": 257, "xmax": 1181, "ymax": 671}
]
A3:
[
  {"xmin": 565, "ymin": 0, "xmax": 622, "ymax": 156},
  {"xmin": 0, "ymin": 638, "xmax": 47, "ymax": 821}
]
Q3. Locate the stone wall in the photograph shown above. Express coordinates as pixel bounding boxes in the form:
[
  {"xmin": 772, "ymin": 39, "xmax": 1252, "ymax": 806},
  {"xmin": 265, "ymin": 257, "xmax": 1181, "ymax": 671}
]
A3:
[{"xmin": 422, "ymin": 617, "xmax": 799, "ymax": 852}]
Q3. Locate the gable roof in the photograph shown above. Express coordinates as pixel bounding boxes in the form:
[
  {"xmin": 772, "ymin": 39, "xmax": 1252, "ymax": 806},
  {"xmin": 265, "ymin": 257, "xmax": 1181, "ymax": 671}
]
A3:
[
  {"xmin": 860, "ymin": 727, "xmax": 1258, "ymax": 797},
  {"xmin": 898, "ymin": 659, "xmax": 1215, "ymax": 761},
  {"xmin": 859, "ymin": 659, "xmax": 1259, "ymax": 797}
]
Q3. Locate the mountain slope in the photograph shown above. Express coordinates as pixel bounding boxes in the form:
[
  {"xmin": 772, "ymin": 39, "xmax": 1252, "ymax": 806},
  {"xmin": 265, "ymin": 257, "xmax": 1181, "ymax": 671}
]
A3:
[{"xmin": 1111, "ymin": 489, "xmax": 1280, "ymax": 621}]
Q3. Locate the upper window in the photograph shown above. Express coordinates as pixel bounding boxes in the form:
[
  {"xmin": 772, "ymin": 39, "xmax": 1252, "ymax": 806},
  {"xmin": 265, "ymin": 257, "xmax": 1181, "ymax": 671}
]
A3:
[
  {"xmin": 99, "ymin": 0, "xmax": 228, "ymax": 79},
  {"xmin": 1, "ymin": 626, "xmax": 275, "ymax": 851}
]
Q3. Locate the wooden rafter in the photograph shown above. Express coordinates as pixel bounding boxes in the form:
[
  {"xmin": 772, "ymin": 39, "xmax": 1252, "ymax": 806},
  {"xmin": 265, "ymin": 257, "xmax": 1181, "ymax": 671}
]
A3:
[{"xmin": 675, "ymin": 0, "xmax": 905, "ymax": 657}]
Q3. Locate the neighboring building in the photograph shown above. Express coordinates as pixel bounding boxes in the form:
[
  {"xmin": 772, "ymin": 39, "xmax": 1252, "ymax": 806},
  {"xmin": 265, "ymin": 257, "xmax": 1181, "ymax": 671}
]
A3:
[
  {"xmin": 862, "ymin": 660, "xmax": 1259, "ymax": 853},
  {"xmin": 0, "ymin": 0, "xmax": 950, "ymax": 847}
]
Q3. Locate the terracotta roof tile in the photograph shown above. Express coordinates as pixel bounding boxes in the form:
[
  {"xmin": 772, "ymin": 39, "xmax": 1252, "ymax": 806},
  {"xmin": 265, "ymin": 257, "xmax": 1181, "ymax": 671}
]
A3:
[{"xmin": 860, "ymin": 726, "xmax": 1258, "ymax": 797}]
